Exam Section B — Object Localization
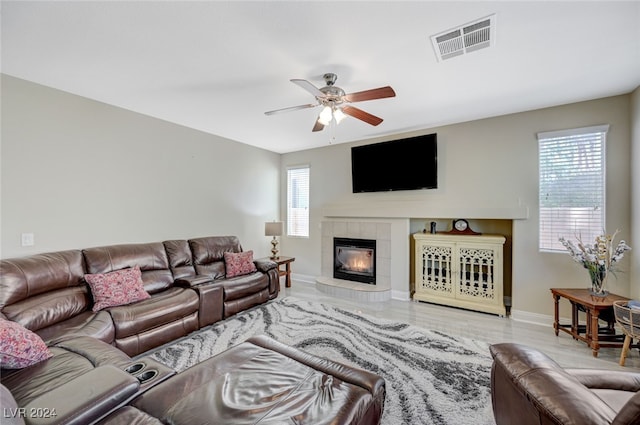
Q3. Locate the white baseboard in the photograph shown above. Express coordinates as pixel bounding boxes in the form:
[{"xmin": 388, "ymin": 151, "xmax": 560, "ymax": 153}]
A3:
[
  {"xmin": 391, "ymin": 290, "xmax": 411, "ymax": 301},
  {"xmin": 510, "ymin": 309, "xmax": 579, "ymax": 328},
  {"xmin": 290, "ymin": 273, "xmax": 316, "ymax": 285},
  {"xmin": 509, "ymin": 309, "xmax": 552, "ymax": 327}
]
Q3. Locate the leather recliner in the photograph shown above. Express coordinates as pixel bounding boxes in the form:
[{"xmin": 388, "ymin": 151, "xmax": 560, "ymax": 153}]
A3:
[
  {"xmin": 0, "ymin": 336, "xmax": 140, "ymax": 425},
  {"xmin": 187, "ymin": 236, "xmax": 279, "ymax": 318},
  {"xmin": 490, "ymin": 343, "xmax": 640, "ymax": 425},
  {"xmin": 0, "ymin": 250, "xmax": 116, "ymax": 344},
  {"xmin": 82, "ymin": 243, "xmax": 200, "ymax": 356}
]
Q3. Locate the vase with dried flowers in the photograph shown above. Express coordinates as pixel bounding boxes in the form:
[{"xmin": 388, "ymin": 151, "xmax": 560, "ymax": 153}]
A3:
[{"xmin": 559, "ymin": 230, "xmax": 632, "ymax": 297}]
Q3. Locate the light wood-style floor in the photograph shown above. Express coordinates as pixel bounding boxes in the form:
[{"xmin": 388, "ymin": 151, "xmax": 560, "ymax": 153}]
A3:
[{"xmin": 281, "ymin": 281, "xmax": 640, "ymax": 370}]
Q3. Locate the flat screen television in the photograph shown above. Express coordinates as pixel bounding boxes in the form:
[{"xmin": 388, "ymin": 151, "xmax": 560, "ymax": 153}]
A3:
[{"xmin": 351, "ymin": 133, "xmax": 437, "ymax": 193}]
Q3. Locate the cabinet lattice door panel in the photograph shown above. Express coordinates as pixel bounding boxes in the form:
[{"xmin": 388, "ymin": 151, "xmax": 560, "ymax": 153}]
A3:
[
  {"xmin": 418, "ymin": 243, "xmax": 454, "ymax": 295},
  {"xmin": 413, "ymin": 233, "xmax": 506, "ymax": 316}
]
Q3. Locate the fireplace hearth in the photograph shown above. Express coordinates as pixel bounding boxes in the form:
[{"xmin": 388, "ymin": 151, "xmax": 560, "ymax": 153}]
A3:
[{"xmin": 333, "ymin": 237, "xmax": 376, "ymax": 285}]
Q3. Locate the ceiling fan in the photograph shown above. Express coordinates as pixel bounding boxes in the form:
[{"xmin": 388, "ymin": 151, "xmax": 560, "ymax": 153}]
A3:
[{"xmin": 264, "ymin": 73, "xmax": 396, "ymax": 132}]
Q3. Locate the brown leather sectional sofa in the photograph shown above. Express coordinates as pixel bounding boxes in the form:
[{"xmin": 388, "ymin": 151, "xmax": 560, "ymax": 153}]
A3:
[
  {"xmin": 1, "ymin": 236, "xmax": 279, "ymax": 356},
  {"xmin": 490, "ymin": 343, "xmax": 640, "ymax": 425},
  {"xmin": 0, "ymin": 236, "xmax": 386, "ymax": 424}
]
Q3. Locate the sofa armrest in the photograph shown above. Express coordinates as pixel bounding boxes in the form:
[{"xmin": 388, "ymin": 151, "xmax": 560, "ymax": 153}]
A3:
[
  {"xmin": 174, "ymin": 275, "xmax": 213, "ymax": 287},
  {"xmin": 173, "ymin": 279, "xmax": 223, "ymax": 327},
  {"xmin": 566, "ymin": 368, "xmax": 640, "ymax": 392},
  {"xmin": 22, "ymin": 365, "xmax": 139, "ymax": 425},
  {"xmin": 49, "ymin": 336, "xmax": 132, "ymax": 368},
  {"xmin": 490, "ymin": 343, "xmax": 618, "ymax": 425},
  {"xmin": 254, "ymin": 258, "xmax": 277, "ymax": 273}
]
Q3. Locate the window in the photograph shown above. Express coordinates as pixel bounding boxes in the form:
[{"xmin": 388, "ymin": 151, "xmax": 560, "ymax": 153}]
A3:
[
  {"xmin": 287, "ymin": 165, "xmax": 309, "ymax": 237},
  {"xmin": 538, "ymin": 125, "xmax": 608, "ymax": 252}
]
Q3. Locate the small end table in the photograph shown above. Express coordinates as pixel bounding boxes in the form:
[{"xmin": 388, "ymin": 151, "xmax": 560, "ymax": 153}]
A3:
[
  {"xmin": 551, "ymin": 288, "xmax": 632, "ymax": 357},
  {"xmin": 264, "ymin": 256, "xmax": 295, "ymax": 288}
]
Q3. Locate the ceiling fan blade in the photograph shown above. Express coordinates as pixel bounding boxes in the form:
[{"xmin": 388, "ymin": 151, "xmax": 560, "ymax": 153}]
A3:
[
  {"xmin": 264, "ymin": 103, "xmax": 318, "ymax": 116},
  {"xmin": 291, "ymin": 79, "xmax": 325, "ymax": 98},
  {"xmin": 342, "ymin": 105, "xmax": 384, "ymax": 126},
  {"xmin": 312, "ymin": 119, "xmax": 325, "ymax": 132},
  {"xmin": 343, "ymin": 86, "xmax": 396, "ymax": 103}
]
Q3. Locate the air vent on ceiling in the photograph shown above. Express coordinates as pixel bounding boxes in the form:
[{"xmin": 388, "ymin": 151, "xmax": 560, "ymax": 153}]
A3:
[{"xmin": 431, "ymin": 14, "xmax": 496, "ymax": 62}]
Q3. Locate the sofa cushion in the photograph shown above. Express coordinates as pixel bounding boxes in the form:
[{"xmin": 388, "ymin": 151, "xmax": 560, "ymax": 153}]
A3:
[
  {"xmin": 614, "ymin": 391, "xmax": 640, "ymax": 425},
  {"xmin": 0, "ymin": 250, "xmax": 85, "ymax": 308},
  {"xmin": 85, "ymin": 266, "xmax": 151, "ymax": 312},
  {"xmin": 35, "ymin": 310, "xmax": 115, "ymax": 345},
  {"xmin": 0, "ymin": 251, "xmax": 88, "ymax": 331},
  {"xmin": 221, "ymin": 272, "xmax": 269, "ymax": 301},
  {"xmin": 2, "ymin": 286, "xmax": 91, "ymax": 331},
  {"xmin": 83, "ymin": 243, "xmax": 173, "ymax": 294},
  {"xmin": 224, "ymin": 250, "xmax": 257, "ymax": 278},
  {"xmin": 107, "ymin": 287, "xmax": 199, "ymax": 339},
  {"xmin": 0, "ymin": 319, "xmax": 52, "ymax": 369},
  {"xmin": 189, "ymin": 236, "xmax": 242, "ymax": 279},
  {"xmin": 163, "ymin": 239, "xmax": 195, "ymax": 280}
]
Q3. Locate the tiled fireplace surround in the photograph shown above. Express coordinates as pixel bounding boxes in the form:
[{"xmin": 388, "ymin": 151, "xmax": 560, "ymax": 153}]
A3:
[{"xmin": 319, "ymin": 220, "xmax": 393, "ymax": 302}]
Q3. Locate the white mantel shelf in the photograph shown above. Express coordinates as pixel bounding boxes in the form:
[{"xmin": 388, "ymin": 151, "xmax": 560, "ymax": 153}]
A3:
[{"xmin": 322, "ymin": 200, "xmax": 529, "ymax": 220}]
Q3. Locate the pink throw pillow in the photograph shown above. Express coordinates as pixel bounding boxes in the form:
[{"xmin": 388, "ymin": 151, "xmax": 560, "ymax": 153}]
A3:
[
  {"xmin": 85, "ymin": 266, "xmax": 150, "ymax": 312},
  {"xmin": 224, "ymin": 251, "xmax": 257, "ymax": 278},
  {"xmin": 0, "ymin": 319, "xmax": 52, "ymax": 369}
]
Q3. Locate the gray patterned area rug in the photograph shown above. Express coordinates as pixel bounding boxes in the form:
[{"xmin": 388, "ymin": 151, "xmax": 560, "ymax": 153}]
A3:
[{"xmin": 146, "ymin": 296, "xmax": 495, "ymax": 425}]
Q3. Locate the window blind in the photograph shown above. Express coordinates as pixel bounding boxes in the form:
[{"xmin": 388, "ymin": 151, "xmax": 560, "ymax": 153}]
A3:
[
  {"xmin": 287, "ymin": 165, "xmax": 310, "ymax": 238},
  {"xmin": 537, "ymin": 125, "xmax": 608, "ymax": 252}
]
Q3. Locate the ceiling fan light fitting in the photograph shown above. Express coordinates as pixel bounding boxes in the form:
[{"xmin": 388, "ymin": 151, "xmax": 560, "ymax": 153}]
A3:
[
  {"xmin": 333, "ymin": 107, "xmax": 346, "ymax": 124},
  {"xmin": 318, "ymin": 106, "xmax": 332, "ymax": 125}
]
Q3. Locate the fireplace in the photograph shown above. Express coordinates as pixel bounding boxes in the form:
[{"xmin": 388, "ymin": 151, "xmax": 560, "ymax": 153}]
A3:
[{"xmin": 333, "ymin": 237, "xmax": 376, "ymax": 285}]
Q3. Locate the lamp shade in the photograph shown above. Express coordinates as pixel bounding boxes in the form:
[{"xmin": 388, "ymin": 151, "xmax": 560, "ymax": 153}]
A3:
[{"xmin": 265, "ymin": 221, "xmax": 283, "ymax": 237}]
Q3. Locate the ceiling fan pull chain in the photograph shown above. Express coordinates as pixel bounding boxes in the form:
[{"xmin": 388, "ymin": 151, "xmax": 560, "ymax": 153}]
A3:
[{"xmin": 329, "ymin": 118, "xmax": 336, "ymax": 144}]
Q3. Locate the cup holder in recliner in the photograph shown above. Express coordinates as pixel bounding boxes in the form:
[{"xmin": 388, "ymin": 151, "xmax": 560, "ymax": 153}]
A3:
[
  {"xmin": 125, "ymin": 362, "xmax": 145, "ymax": 374},
  {"xmin": 137, "ymin": 369, "xmax": 158, "ymax": 383}
]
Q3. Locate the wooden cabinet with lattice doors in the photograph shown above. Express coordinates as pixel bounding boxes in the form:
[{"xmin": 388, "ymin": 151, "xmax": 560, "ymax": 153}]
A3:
[{"xmin": 413, "ymin": 233, "xmax": 506, "ymax": 316}]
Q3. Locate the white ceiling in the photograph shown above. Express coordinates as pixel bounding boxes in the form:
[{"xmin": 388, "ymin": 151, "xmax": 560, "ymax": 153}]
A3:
[{"xmin": 2, "ymin": 1, "xmax": 639, "ymax": 154}]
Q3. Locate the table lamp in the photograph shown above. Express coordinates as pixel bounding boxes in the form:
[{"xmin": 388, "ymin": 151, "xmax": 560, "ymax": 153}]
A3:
[{"xmin": 265, "ymin": 221, "xmax": 283, "ymax": 259}]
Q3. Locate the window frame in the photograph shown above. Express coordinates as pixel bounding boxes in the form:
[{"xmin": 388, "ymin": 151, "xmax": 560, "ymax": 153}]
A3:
[
  {"xmin": 537, "ymin": 124, "xmax": 609, "ymax": 253},
  {"xmin": 286, "ymin": 164, "xmax": 310, "ymax": 238}
]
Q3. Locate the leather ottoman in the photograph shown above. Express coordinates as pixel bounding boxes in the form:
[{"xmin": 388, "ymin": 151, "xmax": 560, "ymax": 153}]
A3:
[{"xmin": 131, "ymin": 335, "xmax": 385, "ymax": 424}]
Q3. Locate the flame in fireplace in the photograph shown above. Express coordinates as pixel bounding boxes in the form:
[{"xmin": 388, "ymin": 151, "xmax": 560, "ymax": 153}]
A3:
[
  {"xmin": 345, "ymin": 253, "xmax": 372, "ymax": 272},
  {"xmin": 337, "ymin": 248, "xmax": 373, "ymax": 273}
]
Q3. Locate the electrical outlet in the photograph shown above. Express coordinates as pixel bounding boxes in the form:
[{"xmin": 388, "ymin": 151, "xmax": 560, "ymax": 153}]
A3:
[{"xmin": 21, "ymin": 233, "xmax": 35, "ymax": 247}]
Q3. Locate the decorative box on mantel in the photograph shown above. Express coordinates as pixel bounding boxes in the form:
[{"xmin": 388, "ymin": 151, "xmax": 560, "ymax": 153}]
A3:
[{"xmin": 413, "ymin": 232, "xmax": 506, "ymax": 316}]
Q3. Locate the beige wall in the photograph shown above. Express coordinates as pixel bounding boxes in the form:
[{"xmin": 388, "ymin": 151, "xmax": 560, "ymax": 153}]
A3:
[
  {"xmin": 0, "ymin": 75, "xmax": 281, "ymax": 258},
  {"xmin": 281, "ymin": 94, "xmax": 634, "ymax": 320},
  {"xmin": 631, "ymin": 86, "xmax": 640, "ymax": 299}
]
